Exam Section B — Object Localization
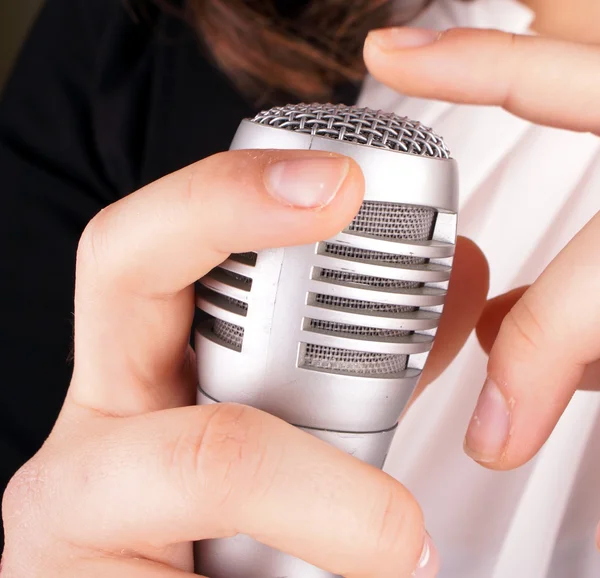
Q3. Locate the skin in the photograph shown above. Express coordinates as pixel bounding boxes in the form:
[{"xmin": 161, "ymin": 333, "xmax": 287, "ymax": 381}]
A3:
[
  {"xmin": 520, "ymin": 0, "xmax": 600, "ymax": 45},
  {"xmin": 2, "ymin": 0, "xmax": 599, "ymax": 576}
]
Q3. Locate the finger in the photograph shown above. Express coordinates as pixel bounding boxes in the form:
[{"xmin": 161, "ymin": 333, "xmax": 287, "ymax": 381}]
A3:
[
  {"xmin": 477, "ymin": 287, "xmax": 600, "ymax": 392},
  {"xmin": 364, "ymin": 27, "xmax": 600, "ymax": 134},
  {"xmin": 464, "ymin": 213, "xmax": 600, "ymax": 469},
  {"xmin": 476, "ymin": 286, "xmax": 529, "ymax": 355},
  {"xmin": 579, "ymin": 360, "xmax": 600, "ymax": 391},
  {"xmin": 411, "ymin": 236, "xmax": 489, "ymax": 400},
  {"xmin": 65, "ymin": 557, "xmax": 194, "ymax": 577},
  {"xmin": 71, "ymin": 151, "xmax": 364, "ymax": 416},
  {"xmin": 38, "ymin": 404, "xmax": 428, "ymax": 578}
]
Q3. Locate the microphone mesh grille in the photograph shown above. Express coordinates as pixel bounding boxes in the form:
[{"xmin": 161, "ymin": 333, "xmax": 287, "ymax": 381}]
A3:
[
  {"xmin": 302, "ymin": 345, "xmax": 408, "ymax": 375},
  {"xmin": 302, "ymin": 199, "xmax": 437, "ymax": 376},
  {"xmin": 309, "ymin": 319, "xmax": 409, "ymax": 338},
  {"xmin": 314, "ymin": 294, "xmax": 416, "ymax": 313},
  {"xmin": 323, "ymin": 243, "xmax": 425, "ymax": 266},
  {"xmin": 203, "ymin": 200, "xmax": 438, "ymax": 373},
  {"xmin": 318, "ymin": 269, "xmax": 419, "ymax": 289},
  {"xmin": 208, "ymin": 268, "xmax": 252, "ymax": 350},
  {"xmin": 250, "ymin": 103, "xmax": 450, "ymax": 159},
  {"xmin": 213, "ymin": 319, "xmax": 244, "ymax": 352},
  {"xmin": 349, "ymin": 203, "xmax": 436, "ymax": 239}
]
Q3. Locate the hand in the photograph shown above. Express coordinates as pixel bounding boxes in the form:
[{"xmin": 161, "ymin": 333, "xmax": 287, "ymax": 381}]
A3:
[
  {"xmin": 1, "ymin": 148, "xmax": 487, "ymax": 577},
  {"xmin": 364, "ymin": 24, "xmax": 600, "ymax": 516}
]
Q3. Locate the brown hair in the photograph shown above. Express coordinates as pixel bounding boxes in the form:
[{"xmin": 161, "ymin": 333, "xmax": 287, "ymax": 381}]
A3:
[{"xmin": 152, "ymin": 1, "xmax": 435, "ymax": 102}]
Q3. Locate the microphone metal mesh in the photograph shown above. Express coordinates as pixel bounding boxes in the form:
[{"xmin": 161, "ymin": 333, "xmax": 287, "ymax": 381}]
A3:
[
  {"xmin": 301, "ymin": 345, "xmax": 408, "ymax": 375},
  {"xmin": 323, "ymin": 243, "xmax": 425, "ymax": 266},
  {"xmin": 348, "ymin": 202, "xmax": 436, "ymax": 239},
  {"xmin": 313, "ymin": 294, "xmax": 416, "ymax": 314},
  {"xmin": 213, "ymin": 320, "xmax": 245, "ymax": 352},
  {"xmin": 220, "ymin": 269, "xmax": 253, "ymax": 287},
  {"xmin": 318, "ymin": 268, "xmax": 419, "ymax": 289},
  {"xmin": 210, "ymin": 269, "xmax": 251, "ymax": 349},
  {"xmin": 250, "ymin": 103, "xmax": 450, "ymax": 158},
  {"xmin": 302, "ymin": 202, "xmax": 435, "ymax": 375},
  {"xmin": 309, "ymin": 320, "xmax": 410, "ymax": 338}
]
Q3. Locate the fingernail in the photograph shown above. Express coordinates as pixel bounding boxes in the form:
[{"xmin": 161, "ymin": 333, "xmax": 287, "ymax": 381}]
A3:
[
  {"xmin": 464, "ymin": 378, "xmax": 511, "ymax": 463},
  {"xmin": 413, "ymin": 533, "xmax": 440, "ymax": 577},
  {"xmin": 264, "ymin": 157, "xmax": 350, "ymax": 208},
  {"xmin": 368, "ymin": 27, "xmax": 440, "ymax": 51}
]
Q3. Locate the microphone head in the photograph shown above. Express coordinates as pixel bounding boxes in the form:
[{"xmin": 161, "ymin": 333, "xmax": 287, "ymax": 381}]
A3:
[{"xmin": 195, "ymin": 102, "xmax": 458, "ymax": 439}]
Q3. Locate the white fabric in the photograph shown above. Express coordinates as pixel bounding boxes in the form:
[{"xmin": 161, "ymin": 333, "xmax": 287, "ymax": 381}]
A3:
[{"xmin": 357, "ymin": 1, "xmax": 600, "ymax": 576}]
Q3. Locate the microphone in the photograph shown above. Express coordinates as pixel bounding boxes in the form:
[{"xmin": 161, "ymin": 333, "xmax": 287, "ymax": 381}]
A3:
[{"xmin": 194, "ymin": 103, "xmax": 458, "ymax": 578}]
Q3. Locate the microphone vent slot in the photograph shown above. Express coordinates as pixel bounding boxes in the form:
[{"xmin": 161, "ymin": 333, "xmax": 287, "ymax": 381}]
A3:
[
  {"xmin": 197, "ymin": 259, "xmax": 254, "ymax": 353},
  {"xmin": 309, "ymin": 319, "xmax": 409, "ymax": 338},
  {"xmin": 229, "ymin": 252, "xmax": 258, "ymax": 266},
  {"xmin": 218, "ymin": 269, "xmax": 253, "ymax": 287},
  {"xmin": 302, "ymin": 201, "xmax": 440, "ymax": 376},
  {"xmin": 314, "ymin": 294, "xmax": 417, "ymax": 314},
  {"xmin": 227, "ymin": 296, "xmax": 249, "ymax": 312},
  {"xmin": 348, "ymin": 202, "xmax": 435, "ymax": 240},
  {"xmin": 212, "ymin": 320, "xmax": 244, "ymax": 352},
  {"xmin": 300, "ymin": 345, "xmax": 408, "ymax": 376},
  {"xmin": 323, "ymin": 243, "xmax": 425, "ymax": 266},
  {"xmin": 318, "ymin": 268, "xmax": 420, "ymax": 290}
]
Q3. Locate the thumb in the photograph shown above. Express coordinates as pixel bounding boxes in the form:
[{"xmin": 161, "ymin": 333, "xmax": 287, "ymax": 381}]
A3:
[{"xmin": 71, "ymin": 150, "xmax": 364, "ymax": 416}]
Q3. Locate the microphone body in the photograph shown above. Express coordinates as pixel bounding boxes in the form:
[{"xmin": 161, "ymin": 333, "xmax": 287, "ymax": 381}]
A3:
[{"xmin": 194, "ymin": 104, "xmax": 458, "ymax": 578}]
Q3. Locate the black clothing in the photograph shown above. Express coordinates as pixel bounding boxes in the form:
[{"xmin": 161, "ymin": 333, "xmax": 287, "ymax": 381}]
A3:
[{"xmin": 0, "ymin": 0, "xmax": 360, "ymax": 548}]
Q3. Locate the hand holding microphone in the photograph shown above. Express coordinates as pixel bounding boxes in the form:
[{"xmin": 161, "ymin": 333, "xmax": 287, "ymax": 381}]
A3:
[{"xmin": 1, "ymin": 122, "xmax": 487, "ymax": 577}]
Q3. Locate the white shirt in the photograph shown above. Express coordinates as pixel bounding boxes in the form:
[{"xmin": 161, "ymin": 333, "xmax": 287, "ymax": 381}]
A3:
[{"xmin": 357, "ymin": 1, "xmax": 600, "ymax": 576}]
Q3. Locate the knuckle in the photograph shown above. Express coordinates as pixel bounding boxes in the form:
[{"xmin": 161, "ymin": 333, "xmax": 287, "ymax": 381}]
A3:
[
  {"xmin": 76, "ymin": 209, "xmax": 111, "ymax": 274},
  {"xmin": 370, "ymin": 481, "xmax": 424, "ymax": 567},
  {"xmin": 503, "ymin": 296, "xmax": 547, "ymax": 353},
  {"xmin": 174, "ymin": 404, "xmax": 271, "ymax": 509},
  {"xmin": 2, "ymin": 459, "xmax": 59, "ymax": 578},
  {"xmin": 2, "ymin": 457, "xmax": 50, "ymax": 540},
  {"xmin": 183, "ymin": 152, "xmax": 234, "ymax": 204},
  {"xmin": 500, "ymin": 32, "xmax": 522, "ymax": 110}
]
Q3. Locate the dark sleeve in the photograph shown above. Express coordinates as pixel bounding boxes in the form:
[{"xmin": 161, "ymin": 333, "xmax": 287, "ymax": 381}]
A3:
[{"xmin": 0, "ymin": 0, "xmax": 125, "ymax": 535}]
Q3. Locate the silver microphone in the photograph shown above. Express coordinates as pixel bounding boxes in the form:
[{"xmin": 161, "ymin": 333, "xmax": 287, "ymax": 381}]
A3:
[{"xmin": 194, "ymin": 103, "xmax": 458, "ymax": 578}]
